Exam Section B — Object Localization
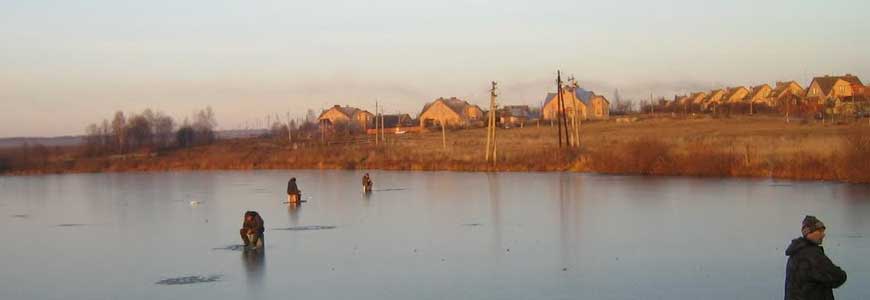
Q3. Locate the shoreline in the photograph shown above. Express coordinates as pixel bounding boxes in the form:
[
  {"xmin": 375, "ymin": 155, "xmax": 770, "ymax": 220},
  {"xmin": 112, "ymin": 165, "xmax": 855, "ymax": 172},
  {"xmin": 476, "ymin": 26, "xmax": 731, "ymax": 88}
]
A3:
[
  {"xmin": 2, "ymin": 162, "xmax": 861, "ymax": 186},
  {"xmin": 3, "ymin": 117, "xmax": 869, "ymax": 183}
]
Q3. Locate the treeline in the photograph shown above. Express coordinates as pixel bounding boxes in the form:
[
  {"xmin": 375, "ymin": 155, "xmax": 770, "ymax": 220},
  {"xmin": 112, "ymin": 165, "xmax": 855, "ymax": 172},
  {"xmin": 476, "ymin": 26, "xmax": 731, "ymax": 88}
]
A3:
[
  {"xmin": 260, "ymin": 109, "xmax": 323, "ymax": 142},
  {"xmin": 0, "ymin": 143, "xmax": 57, "ymax": 173},
  {"xmin": 83, "ymin": 107, "xmax": 217, "ymax": 156}
]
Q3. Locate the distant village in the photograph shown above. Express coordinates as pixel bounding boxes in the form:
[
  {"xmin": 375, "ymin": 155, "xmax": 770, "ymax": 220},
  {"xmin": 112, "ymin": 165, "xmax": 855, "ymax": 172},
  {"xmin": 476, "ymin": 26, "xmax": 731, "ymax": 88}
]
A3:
[
  {"xmin": 315, "ymin": 74, "xmax": 870, "ymax": 136},
  {"xmin": 651, "ymin": 74, "xmax": 869, "ymax": 117}
]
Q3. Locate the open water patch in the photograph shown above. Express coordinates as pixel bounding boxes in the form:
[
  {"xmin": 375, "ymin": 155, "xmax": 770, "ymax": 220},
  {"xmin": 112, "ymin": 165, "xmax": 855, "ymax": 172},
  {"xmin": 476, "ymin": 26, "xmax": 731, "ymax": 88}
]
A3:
[
  {"xmin": 272, "ymin": 225, "xmax": 337, "ymax": 231},
  {"xmin": 462, "ymin": 223, "xmax": 483, "ymax": 227},
  {"xmin": 11, "ymin": 214, "xmax": 29, "ymax": 219},
  {"xmin": 156, "ymin": 275, "xmax": 222, "ymax": 285}
]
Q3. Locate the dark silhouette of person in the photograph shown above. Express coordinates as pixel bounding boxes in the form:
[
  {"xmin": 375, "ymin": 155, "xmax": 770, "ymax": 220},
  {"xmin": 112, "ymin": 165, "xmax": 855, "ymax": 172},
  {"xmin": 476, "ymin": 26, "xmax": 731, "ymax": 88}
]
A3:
[
  {"xmin": 240, "ymin": 211, "xmax": 265, "ymax": 249},
  {"xmin": 362, "ymin": 173, "xmax": 373, "ymax": 193},
  {"xmin": 784, "ymin": 215, "xmax": 847, "ymax": 300},
  {"xmin": 287, "ymin": 177, "xmax": 301, "ymax": 203}
]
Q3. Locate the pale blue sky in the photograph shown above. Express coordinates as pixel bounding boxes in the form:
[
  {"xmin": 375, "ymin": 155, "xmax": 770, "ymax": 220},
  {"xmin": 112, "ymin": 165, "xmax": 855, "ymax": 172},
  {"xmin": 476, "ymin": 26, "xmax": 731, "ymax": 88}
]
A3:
[{"xmin": 1, "ymin": 0, "xmax": 868, "ymax": 137}]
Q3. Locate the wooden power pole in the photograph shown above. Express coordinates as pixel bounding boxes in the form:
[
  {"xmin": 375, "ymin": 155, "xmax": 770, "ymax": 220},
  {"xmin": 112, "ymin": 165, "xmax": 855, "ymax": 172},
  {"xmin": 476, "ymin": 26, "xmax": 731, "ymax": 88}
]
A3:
[
  {"xmin": 556, "ymin": 71, "xmax": 570, "ymax": 148},
  {"xmin": 567, "ymin": 76, "xmax": 581, "ymax": 148},
  {"xmin": 485, "ymin": 81, "xmax": 498, "ymax": 163},
  {"xmin": 380, "ymin": 106, "xmax": 385, "ymax": 144},
  {"xmin": 441, "ymin": 119, "xmax": 447, "ymax": 151},
  {"xmin": 375, "ymin": 101, "xmax": 379, "ymax": 146}
]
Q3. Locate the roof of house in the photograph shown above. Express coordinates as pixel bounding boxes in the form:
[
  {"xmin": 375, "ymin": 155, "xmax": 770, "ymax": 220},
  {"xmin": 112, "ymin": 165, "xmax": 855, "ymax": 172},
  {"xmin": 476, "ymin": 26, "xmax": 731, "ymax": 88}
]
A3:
[
  {"xmin": 771, "ymin": 81, "xmax": 801, "ymax": 96},
  {"xmin": 592, "ymin": 94, "xmax": 610, "ymax": 105},
  {"xmin": 543, "ymin": 88, "xmax": 595, "ymax": 107},
  {"xmin": 723, "ymin": 86, "xmax": 749, "ymax": 100},
  {"xmin": 675, "ymin": 94, "xmax": 692, "ymax": 105},
  {"xmin": 501, "ymin": 105, "xmax": 532, "ymax": 118},
  {"xmin": 682, "ymin": 92, "xmax": 705, "ymax": 104},
  {"xmin": 811, "ymin": 75, "xmax": 864, "ymax": 95},
  {"xmin": 421, "ymin": 97, "xmax": 480, "ymax": 118},
  {"xmin": 381, "ymin": 114, "xmax": 412, "ymax": 128},
  {"xmin": 320, "ymin": 105, "xmax": 368, "ymax": 120},
  {"xmin": 702, "ymin": 89, "xmax": 724, "ymax": 103},
  {"xmin": 746, "ymin": 84, "xmax": 771, "ymax": 99}
]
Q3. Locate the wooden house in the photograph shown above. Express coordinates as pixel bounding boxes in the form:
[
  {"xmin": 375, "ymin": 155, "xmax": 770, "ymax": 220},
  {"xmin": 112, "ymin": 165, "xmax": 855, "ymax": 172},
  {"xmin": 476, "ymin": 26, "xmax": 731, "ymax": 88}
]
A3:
[
  {"xmin": 723, "ymin": 86, "xmax": 750, "ymax": 103},
  {"xmin": 806, "ymin": 75, "xmax": 864, "ymax": 102},
  {"xmin": 770, "ymin": 81, "xmax": 804, "ymax": 105},
  {"xmin": 701, "ymin": 89, "xmax": 726, "ymax": 110},
  {"xmin": 542, "ymin": 88, "xmax": 609, "ymax": 121},
  {"xmin": 318, "ymin": 105, "xmax": 375, "ymax": 130},
  {"xmin": 687, "ymin": 92, "xmax": 707, "ymax": 105},
  {"xmin": 745, "ymin": 84, "xmax": 773, "ymax": 104},
  {"xmin": 418, "ymin": 97, "xmax": 484, "ymax": 128},
  {"xmin": 499, "ymin": 105, "xmax": 533, "ymax": 127}
]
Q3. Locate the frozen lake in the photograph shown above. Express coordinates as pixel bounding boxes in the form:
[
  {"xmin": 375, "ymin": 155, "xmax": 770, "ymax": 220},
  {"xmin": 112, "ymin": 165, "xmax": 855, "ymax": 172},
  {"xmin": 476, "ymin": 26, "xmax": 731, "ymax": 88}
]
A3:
[{"xmin": 1, "ymin": 170, "xmax": 868, "ymax": 299}]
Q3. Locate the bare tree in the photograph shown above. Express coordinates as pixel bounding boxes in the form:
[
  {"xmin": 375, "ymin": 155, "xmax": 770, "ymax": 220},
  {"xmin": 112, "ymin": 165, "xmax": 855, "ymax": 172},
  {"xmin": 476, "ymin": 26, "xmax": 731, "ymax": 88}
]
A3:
[
  {"xmin": 305, "ymin": 109, "xmax": 317, "ymax": 124},
  {"xmin": 176, "ymin": 118, "xmax": 196, "ymax": 148},
  {"xmin": 84, "ymin": 123, "xmax": 102, "ymax": 156},
  {"xmin": 126, "ymin": 113, "xmax": 153, "ymax": 149},
  {"xmin": 153, "ymin": 112, "xmax": 175, "ymax": 148},
  {"xmin": 111, "ymin": 111, "xmax": 127, "ymax": 153},
  {"xmin": 192, "ymin": 106, "xmax": 217, "ymax": 145}
]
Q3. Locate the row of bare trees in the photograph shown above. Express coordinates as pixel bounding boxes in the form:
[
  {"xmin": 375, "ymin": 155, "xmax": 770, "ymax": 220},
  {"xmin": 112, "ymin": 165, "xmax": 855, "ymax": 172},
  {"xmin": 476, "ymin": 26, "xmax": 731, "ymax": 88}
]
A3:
[
  {"xmin": 0, "ymin": 143, "xmax": 54, "ymax": 172},
  {"xmin": 83, "ymin": 107, "xmax": 217, "ymax": 155}
]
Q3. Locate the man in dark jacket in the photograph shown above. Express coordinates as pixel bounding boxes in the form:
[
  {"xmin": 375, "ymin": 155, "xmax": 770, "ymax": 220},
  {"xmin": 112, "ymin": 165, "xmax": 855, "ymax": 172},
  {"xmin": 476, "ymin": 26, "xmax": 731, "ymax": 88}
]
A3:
[
  {"xmin": 785, "ymin": 215, "xmax": 847, "ymax": 300},
  {"xmin": 287, "ymin": 177, "xmax": 301, "ymax": 203},
  {"xmin": 240, "ymin": 211, "xmax": 265, "ymax": 249},
  {"xmin": 362, "ymin": 173, "xmax": 373, "ymax": 193}
]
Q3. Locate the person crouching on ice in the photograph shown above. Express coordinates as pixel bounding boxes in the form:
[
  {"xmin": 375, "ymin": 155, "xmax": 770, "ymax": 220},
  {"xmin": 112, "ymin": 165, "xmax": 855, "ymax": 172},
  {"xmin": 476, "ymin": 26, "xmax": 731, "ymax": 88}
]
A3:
[{"xmin": 240, "ymin": 211, "xmax": 265, "ymax": 250}]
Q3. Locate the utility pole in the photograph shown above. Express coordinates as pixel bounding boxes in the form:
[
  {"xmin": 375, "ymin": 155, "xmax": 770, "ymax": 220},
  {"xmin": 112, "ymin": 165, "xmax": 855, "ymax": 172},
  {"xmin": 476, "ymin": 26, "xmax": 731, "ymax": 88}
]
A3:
[
  {"xmin": 750, "ymin": 99, "xmax": 754, "ymax": 116},
  {"xmin": 375, "ymin": 101, "xmax": 379, "ymax": 146},
  {"xmin": 486, "ymin": 81, "xmax": 498, "ymax": 162},
  {"xmin": 566, "ymin": 76, "xmax": 575, "ymax": 147},
  {"xmin": 556, "ymin": 71, "xmax": 569, "ymax": 148},
  {"xmin": 556, "ymin": 72, "xmax": 564, "ymax": 148},
  {"xmin": 380, "ymin": 106, "xmax": 386, "ymax": 144},
  {"xmin": 567, "ymin": 76, "xmax": 581, "ymax": 148},
  {"xmin": 441, "ymin": 119, "xmax": 447, "ymax": 152}
]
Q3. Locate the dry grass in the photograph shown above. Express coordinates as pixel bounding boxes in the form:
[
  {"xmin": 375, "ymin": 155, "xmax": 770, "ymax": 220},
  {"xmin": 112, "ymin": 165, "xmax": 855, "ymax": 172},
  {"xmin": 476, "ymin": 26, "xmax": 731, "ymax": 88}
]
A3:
[{"xmin": 3, "ymin": 115, "xmax": 870, "ymax": 183}]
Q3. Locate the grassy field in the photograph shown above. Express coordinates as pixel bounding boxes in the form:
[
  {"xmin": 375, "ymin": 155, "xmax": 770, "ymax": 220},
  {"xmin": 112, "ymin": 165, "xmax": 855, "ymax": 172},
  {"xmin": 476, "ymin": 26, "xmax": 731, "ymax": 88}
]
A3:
[{"xmin": 3, "ymin": 115, "xmax": 870, "ymax": 183}]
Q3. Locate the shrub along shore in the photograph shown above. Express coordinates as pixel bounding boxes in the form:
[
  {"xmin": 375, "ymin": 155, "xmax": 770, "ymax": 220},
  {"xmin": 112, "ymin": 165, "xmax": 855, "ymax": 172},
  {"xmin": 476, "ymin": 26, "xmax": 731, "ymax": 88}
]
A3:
[{"xmin": 2, "ymin": 116, "xmax": 869, "ymax": 184}]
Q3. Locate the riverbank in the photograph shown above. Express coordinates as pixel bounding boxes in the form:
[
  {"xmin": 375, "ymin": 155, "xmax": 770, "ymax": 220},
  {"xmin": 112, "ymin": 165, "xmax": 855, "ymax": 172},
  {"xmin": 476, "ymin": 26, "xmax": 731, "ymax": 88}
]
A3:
[{"xmin": 3, "ymin": 116, "xmax": 870, "ymax": 183}]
